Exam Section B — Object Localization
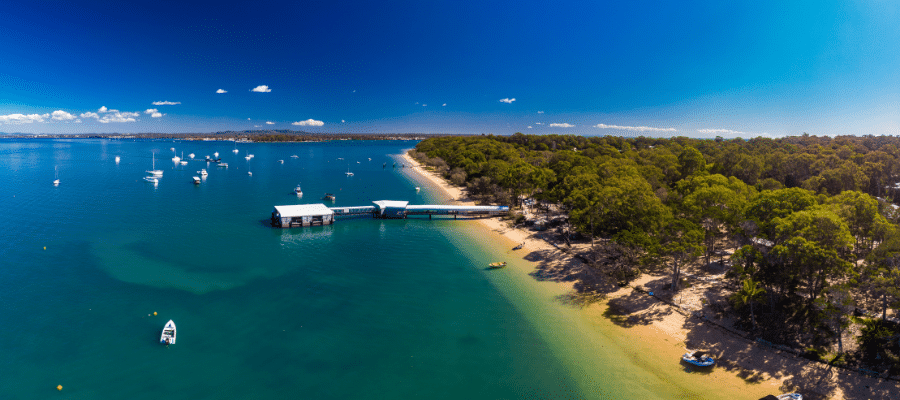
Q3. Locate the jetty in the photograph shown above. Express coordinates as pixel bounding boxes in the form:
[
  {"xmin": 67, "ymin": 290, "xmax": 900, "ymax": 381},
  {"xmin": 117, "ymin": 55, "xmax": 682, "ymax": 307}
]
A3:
[{"xmin": 271, "ymin": 200, "xmax": 509, "ymax": 228}]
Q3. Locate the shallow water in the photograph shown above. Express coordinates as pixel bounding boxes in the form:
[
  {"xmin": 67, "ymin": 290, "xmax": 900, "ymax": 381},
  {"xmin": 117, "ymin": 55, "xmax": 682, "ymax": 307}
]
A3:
[{"xmin": 1, "ymin": 138, "xmax": 729, "ymax": 399}]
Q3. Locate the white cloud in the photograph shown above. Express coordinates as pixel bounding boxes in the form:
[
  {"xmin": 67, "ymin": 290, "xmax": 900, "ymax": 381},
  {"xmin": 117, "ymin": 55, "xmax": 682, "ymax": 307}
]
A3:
[
  {"xmin": 442, "ymin": 103, "xmax": 446, "ymax": 107},
  {"xmin": 352, "ymin": 90, "xmax": 356, "ymax": 93},
  {"xmin": 98, "ymin": 106, "xmax": 108, "ymax": 112},
  {"xmin": 537, "ymin": 111, "xmax": 544, "ymax": 114},
  {"xmin": 292, "ymin": 119, "xmax": 324, "ymax": 127},
  {"xmin": 499, "ymin": 98, "xmax": 516, "ymax": 104},
  {"xmin": 697, "ymin": 128, "xmax": 744, "ymax": 135},
  {"xmin": 341, "ymin": 120, "xmax": 345, "ymax": 123},
  {"xmin": 250, "ymin": 85, "xmax": 271, "ymax": 93},
  {"xmin": 51, "ymin": 110, "xmax": 77, "ymax": 121},
  {"xmin": 422, "ymin": 104, "xmax": 427, "ymax": 107},
  {"xmin": 152, "ymin": 101, "xmax": 180, "ymax": 105},
  {"xmin": 535, "ymin": 122, "xmax": 543, "ymax": 125},
  {"xmin": 0, "ymin": 113, "xmax": 49, "ymax": 124},
  {"xmin": 216, "ymin": 89, "xmax": 227, "ymax": 94},
  {"xmin": 80, "ymin": 112, "xmax": 99, "ymax": 119},
  {"xmin": 99, "ymin": 111, "xmax": 139, "ymax": 123},
  {"xmin": 549, "ymin": 123, "xmax": 575, "ymax": 128},
  {"xmin": 144, "ymin": 109, "xmax": 163, "ymax": 118},
  {"xmin": 527, "ymin": 126, "xmax": 533, "ymax": 129},
  {"xmin": 75, "ymin": 119, "xmax": 82, "ymax": 123},
  {"xmin": 595, "ymin": 123, "xmax": 677, "ymax": 132},
  {"xmin": 266, "ymin": 121, "xmax": 274, "ymax": 125}
]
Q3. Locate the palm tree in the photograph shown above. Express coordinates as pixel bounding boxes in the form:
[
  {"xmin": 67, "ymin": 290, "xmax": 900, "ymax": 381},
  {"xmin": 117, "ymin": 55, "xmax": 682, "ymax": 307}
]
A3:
[{"xmin": 733, "ymin": 278, "xmax": 766, "ymax": 328}]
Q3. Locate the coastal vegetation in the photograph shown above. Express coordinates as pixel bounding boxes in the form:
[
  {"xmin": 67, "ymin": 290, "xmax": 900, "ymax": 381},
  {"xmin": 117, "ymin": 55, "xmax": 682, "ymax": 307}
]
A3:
[{"xmin": 411, "ymin": 133, "xmax": 900, "ymax": 376}]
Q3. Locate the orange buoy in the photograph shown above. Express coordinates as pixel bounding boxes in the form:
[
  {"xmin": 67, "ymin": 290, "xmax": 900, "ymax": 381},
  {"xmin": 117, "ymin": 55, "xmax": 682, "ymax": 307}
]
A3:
[
  {"xmin": 153, "ymin": 312, "xmax": 157, "ymax": 316},
  {"xmin": 57, "ymin": 385, "xmax": 63, "ymax": 391}
]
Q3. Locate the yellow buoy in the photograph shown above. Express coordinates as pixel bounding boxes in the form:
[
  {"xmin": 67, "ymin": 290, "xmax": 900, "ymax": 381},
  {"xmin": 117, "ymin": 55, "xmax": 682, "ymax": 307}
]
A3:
[
  {"xmin": 57, "ymin": 385, "xmax": 63, "ymax": 391},
  {"xmin": 44, "ymin": 246, "xmax": 47, "ymax": 250},
  {"xmin": 153, "ymin": 312, "xmax": 157, "ymax": 316}
]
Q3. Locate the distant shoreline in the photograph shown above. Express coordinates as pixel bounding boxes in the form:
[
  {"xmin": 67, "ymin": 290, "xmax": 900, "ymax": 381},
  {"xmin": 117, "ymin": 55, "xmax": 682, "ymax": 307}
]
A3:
[{"xmin": 0, "ymin": 132, "xmax": 445, "ymax": 141}]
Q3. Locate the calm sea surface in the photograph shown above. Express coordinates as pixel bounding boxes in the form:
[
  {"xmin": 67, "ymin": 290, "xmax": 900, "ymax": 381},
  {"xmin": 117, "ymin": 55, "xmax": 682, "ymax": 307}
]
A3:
[{"xmin": 0, "ymin": 139, "xmax": 706, "ymax": 399}]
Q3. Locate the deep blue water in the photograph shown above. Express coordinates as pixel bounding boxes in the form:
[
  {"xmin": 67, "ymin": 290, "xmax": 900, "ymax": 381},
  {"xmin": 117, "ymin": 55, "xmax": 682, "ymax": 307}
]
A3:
[{"xmin": 0, "ymin": 139, "xmax": 579, "ymax": 399}]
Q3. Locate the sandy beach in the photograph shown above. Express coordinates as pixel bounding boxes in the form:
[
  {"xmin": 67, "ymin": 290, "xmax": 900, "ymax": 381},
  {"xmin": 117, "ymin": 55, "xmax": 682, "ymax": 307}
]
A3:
[{"xmin": 400, "ymin": 151, "xmax": 900, "ymax": 400}]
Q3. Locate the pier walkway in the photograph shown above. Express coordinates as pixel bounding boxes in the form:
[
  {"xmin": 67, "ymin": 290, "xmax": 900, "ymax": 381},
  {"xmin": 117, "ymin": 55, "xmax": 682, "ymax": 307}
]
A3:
[{"xmin": 271, "ymin": 200, "xmax": 508, "ymax": 228}]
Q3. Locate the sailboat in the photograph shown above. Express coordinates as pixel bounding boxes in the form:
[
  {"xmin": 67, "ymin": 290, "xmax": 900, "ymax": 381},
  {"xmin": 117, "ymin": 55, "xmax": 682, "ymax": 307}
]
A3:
[
  {"xmin": 247, "ymin": 159, "xmax": 252, "ymax": 175},
  {"xmin": 179, "ymin": 151, "xmax": 187, "ymax": 165},
  {"xmin": 146, "ymin": 152, "xmax": 163, "ymax": 176},
  {"xmin": 172, "ymin": 150, "xmax": 181, "ymax": 163},
  {"xmin": 345, "ymin": 164, "xmax": 354, "ymax": 176},
  {"xmin": 233, "ymin": 141, "xmax": 239, "ymax": 154},
  {"xmin": 53, "ymin": 166, "xmax": 60, "ymax": 186}
]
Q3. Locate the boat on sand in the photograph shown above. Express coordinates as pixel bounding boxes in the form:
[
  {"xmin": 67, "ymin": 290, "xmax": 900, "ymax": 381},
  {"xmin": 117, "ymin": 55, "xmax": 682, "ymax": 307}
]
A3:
[
  {"xmin": 682, "ymin": 350, "xmax": 714, "ymax": 367},
  {"xmin": 160, "ymin": 320, "xmax": 176, "ymax": 345},
  {"xmin": 487, "ymin": 262, "xmax": 507, "ymax": 269}
]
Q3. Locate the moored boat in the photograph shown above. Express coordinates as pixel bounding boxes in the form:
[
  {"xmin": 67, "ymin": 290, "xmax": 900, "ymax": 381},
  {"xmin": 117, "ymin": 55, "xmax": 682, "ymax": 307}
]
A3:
[
  {"xmin": 487, "ymin": 261, "xmax": 507, "ymax": 269},
  {"xmin": 324, "ymin": 193, "xmax": 336, "ymax": 201},
  {"xmin": 160, "ymin": 320, "xmax": 176, "ymax": 345},
  {"xmin": 775, "ymin": 394, "xmax": 803, "ymax": 400},
  {"xmin": 193, "ymin": 176, "xmax": 201, "ymax": 184},
  {"xmin": 682, "ymin": 351, "xmax": 715, "ymax": 367},
  {"xmin": 512, "ymin": 242, "xmax": 525, "ymax": 250},
  {"xmin": 295, "ymin": 185, "xmax": 303, "ymax": 196},
  {"xmin": 198, "ymin": 169, "xmax": 208, "ymax": 176}
]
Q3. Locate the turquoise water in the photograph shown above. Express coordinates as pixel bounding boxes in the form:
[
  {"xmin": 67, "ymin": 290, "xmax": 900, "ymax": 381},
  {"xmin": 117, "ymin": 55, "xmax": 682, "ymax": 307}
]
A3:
[{"xmin": 0, "ymin": 139, "xmax": 581, "ymax": 399}]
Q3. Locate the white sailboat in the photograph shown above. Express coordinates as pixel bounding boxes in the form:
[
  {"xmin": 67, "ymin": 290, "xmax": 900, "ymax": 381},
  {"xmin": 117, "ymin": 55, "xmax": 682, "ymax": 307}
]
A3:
[
  {"xmin": 345, "ymin": 164, "xmax": 354, "ymax": 176},
  {"xmin": 160, "ymin": 320, "xmax": 176, "ymax": 345},
  {"xmin": 146, "ymin": 152, "xmax": 163, "ymax": 176},
  {"xmin": 233, "ymin": 141, "xmax": 239, "ymax": 154},
  {"xmin": 179, "ymin": 151, "xmax": 187, "ymax": 165},
  {"xmin": 53, "ymin": 166, "xmax": 60, "ymax": 186}
]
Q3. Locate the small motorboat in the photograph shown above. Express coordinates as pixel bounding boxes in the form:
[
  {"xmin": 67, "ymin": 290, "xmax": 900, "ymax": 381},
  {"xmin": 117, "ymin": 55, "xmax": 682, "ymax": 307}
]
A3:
[
  {"xmin": 198, "ymin": 169, "xmax": 208, "ymax": 176},
  {"xmin": 160, "ymin": 320, "xmax": 176, "ymax": 345},
  {"xmin": 278, "ymin": 160, "xmax": 284, "ymax": 164},
  {"xmin": 115, "ymin": 156, "xmax": 121, "ymax": 163},
  {"xmin": 487, "ymin": 262, "xmax": 507, "ymax": 269},
  {"xmin": 682, "ymin": 351, "xmax": 715, "ymax": 367},
  {"xmin": 53, "ymin": 179, "xmax": 60, "ymax": 186},
  {"xmin": 143, "ymin": 176, "xmax": 159, "ymax": 184},
  {"xmin": 324, "ymin": 193, "xmax": 336, "ymax": 201},
  {"xmin": 180, "ymin": 160, "xmax": 188, "ymax": 165},
  {"xmin": 217, "ymin": 163, "xmax": 228, "ymax": 168},
  {"xmin": 193, "ymin": 176, "xmax": 201, "ymax": 184},
  {"xmin": 775, "ymin": 394, "xmax": 803, "ymax": 400},
  {"xmin": 214, "ymin": 152, "xmax": 219, "ymax": 158},
  {"xmin": 188, "ymin": 153, "xmax": 195, "ymax": 159},
  {"xmin": 512, "ymin": 242, "xmax": 525, "ymax": 250},
  {"xmin": 295, "ymin": 186, "xmax": 303, "ymax": 196},
  {"xmin": 291, "ymin": 155, "xmax": 299, "ymax": 158}
]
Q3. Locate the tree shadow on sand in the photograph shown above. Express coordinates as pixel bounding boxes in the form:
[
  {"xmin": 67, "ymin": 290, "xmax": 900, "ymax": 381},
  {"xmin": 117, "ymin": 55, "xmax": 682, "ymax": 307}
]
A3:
[{"xmin": 525, "ymin": 248, "xmax": 620, "ymax": 309}]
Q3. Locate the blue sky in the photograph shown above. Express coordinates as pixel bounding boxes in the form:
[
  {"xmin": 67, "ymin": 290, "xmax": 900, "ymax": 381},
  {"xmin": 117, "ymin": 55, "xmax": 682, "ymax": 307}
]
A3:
[{"xmin": 1, "ymin": 1, "xmax": 898, "ymax": 137}]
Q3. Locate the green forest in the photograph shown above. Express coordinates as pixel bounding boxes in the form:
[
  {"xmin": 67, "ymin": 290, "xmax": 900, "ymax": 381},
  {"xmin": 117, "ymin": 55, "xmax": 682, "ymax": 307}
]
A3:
[{"xmin": 411, "ymin": 133, "xmax": 900, "ymax": 375}]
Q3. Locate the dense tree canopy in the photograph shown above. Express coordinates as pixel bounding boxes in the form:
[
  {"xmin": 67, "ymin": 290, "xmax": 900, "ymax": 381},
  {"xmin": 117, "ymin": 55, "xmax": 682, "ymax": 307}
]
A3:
[{"xmin": 412, "ymin": 132, "xmax": 900, "ymax": 371}]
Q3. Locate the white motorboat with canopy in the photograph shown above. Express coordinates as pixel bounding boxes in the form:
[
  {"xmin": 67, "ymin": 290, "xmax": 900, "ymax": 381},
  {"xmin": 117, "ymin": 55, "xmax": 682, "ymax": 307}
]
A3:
[{"xmin": 160, "ymin": 320, "xmax": 176, "ymax": 345}]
